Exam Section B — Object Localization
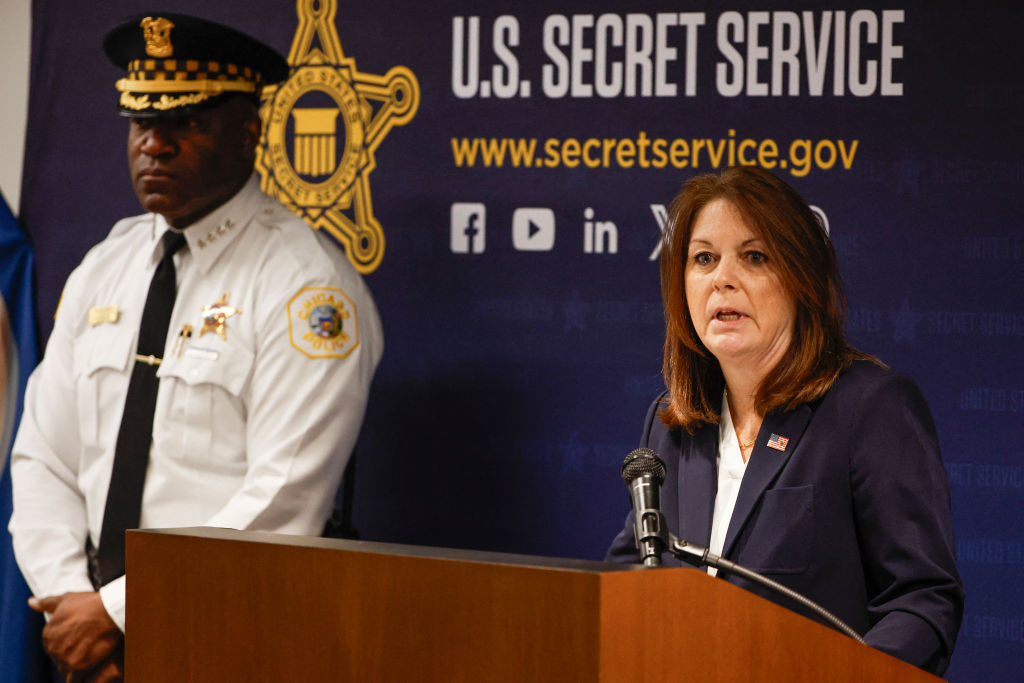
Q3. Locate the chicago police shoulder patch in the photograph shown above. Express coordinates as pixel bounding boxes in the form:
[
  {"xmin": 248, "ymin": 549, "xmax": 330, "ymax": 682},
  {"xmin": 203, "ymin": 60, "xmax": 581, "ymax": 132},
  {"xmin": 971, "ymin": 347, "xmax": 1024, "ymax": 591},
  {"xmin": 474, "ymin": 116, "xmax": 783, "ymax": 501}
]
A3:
[{"xmin": 287, "ymin": 286, "xmax": 359, "ymax": 359}]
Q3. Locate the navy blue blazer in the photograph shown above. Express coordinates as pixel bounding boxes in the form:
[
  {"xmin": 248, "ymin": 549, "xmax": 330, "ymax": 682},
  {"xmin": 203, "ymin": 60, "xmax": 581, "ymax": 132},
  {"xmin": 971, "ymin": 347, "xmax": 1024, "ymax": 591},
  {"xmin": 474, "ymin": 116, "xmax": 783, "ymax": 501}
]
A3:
[{"xmin": 606, "ymin": 361, "xmax": 964, "ymax": 675}]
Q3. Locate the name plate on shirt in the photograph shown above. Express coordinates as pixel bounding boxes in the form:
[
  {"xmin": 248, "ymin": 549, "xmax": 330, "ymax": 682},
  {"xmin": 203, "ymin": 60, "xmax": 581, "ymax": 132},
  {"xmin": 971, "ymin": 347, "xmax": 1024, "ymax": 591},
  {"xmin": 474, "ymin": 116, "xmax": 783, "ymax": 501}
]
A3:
[
  {"xmin": 88, "ymin": 305, "xmax": 120, "ymax": 326},
  {"xmin": 184, "ymin": 346, "xmax": 220, "ymax": 361}
]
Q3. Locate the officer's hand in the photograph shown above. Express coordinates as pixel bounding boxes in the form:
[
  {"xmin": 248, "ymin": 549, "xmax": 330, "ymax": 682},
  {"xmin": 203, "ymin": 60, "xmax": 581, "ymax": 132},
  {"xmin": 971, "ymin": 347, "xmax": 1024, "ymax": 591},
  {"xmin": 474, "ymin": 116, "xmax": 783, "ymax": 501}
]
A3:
[
  {"xmin": 29, "ymin": 592, "xmax": 121, "ymax": 676},
  {"xmin": 73, "ymin": 644, "xmax": 124, "ymax": 683}
]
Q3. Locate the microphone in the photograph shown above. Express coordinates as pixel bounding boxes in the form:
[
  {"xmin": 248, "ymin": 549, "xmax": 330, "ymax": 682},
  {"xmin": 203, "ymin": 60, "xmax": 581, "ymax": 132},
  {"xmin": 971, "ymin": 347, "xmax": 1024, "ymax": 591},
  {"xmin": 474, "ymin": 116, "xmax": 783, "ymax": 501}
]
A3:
[{"xmin": 620, "ymin": 447, "xmax": 668, "ymax": 567}]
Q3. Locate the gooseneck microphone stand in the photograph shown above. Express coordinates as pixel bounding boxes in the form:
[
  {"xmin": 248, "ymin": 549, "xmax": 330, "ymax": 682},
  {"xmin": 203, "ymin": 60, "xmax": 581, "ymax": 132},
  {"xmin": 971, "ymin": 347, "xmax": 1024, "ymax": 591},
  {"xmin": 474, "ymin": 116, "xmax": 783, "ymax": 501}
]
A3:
[
  {"xmin": 621, "ymin": 448, "xmax": 866, "ymax": 645},
  {"xmin": 666, "ymin": 533, "xmax": 866, "ymax": 644}
]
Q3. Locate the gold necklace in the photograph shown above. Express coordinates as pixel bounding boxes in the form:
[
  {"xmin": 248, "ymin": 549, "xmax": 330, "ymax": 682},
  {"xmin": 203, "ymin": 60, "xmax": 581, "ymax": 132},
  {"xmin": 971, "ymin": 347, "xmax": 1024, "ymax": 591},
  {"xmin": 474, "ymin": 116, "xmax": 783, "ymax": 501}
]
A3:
[{"xmin": 725, "ymin": 390, "xmax": 757, "ymax": 451}]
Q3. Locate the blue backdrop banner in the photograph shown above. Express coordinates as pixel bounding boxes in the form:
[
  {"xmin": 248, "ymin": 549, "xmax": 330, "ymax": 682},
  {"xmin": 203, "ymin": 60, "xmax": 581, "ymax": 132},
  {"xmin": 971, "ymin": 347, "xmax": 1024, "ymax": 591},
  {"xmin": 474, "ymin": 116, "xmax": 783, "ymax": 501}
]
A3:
[{"xmin": 17, "ymin": 2, "xmax": 1024, "ymax": 680}]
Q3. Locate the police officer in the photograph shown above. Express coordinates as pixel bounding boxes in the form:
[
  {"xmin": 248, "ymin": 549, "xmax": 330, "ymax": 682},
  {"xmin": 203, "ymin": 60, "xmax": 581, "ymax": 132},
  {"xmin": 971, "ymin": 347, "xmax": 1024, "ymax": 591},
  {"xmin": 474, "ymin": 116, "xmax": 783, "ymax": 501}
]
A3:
[{"xmin": 10, "ymin": 13, "xmax": 382, "ymax": 681}]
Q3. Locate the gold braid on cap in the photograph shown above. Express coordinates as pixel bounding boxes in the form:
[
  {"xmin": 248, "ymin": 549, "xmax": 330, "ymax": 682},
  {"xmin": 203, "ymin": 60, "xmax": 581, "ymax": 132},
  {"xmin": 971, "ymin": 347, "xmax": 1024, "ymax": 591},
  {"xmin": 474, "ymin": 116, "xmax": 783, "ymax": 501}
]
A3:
[
  {"xmin": 115, "ymin": 78, "xmax": 257, "ymax": 94},
  {"xmin": 115, "ymin": 60, "xmax": 261, "ymax": 111}
]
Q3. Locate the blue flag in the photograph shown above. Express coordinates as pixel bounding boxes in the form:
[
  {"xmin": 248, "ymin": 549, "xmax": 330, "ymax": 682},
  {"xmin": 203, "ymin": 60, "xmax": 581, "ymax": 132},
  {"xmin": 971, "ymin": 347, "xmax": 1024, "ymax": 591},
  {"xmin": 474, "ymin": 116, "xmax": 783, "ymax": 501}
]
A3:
[{"xmin": 0, "ymin": 192, "xmax": 49, "ymax": 681}]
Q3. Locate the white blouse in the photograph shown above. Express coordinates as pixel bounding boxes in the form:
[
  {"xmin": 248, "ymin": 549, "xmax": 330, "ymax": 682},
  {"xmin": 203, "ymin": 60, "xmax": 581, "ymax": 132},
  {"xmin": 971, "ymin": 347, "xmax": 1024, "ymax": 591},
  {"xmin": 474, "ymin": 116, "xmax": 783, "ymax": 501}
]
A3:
[{"xmin": 707, "ymin": 393, "xmax": 749, "ymax": 576}]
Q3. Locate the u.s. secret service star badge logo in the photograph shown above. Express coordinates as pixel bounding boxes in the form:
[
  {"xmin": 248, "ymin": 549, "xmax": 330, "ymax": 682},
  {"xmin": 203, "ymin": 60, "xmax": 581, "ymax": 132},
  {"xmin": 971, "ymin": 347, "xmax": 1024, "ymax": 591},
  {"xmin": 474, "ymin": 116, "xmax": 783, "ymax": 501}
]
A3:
[
  {"xmin": 287, "ymin": 286, "xmax": 359, "ymax": 358},
  {"xmin": 256, "ymin": 0, "xmax": 420, "ymax": 275}
]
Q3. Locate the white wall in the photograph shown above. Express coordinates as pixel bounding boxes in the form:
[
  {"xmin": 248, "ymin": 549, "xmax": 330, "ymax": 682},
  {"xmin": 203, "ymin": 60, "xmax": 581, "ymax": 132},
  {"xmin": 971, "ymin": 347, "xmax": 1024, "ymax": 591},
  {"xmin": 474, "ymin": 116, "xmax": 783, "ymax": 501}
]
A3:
[{"xmin": 0, "ymin": 0, "xmax": 31, "ymax": 215}]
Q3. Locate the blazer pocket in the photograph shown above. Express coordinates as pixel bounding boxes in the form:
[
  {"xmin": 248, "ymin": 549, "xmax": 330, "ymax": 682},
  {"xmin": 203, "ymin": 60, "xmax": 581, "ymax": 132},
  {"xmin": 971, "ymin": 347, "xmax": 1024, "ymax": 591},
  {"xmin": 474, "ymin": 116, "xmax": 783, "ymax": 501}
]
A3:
[{"xmin": 740, "ymin": 485, "xmax": 814, "ymax": 575}]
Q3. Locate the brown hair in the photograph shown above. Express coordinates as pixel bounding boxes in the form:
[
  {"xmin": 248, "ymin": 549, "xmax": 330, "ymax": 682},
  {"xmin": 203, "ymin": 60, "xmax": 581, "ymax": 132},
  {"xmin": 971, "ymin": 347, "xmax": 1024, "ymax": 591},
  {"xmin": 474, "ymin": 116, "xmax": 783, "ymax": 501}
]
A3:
[{"xmin": 659, "ymin": 165, "xmax": 873, "ymax": 432}]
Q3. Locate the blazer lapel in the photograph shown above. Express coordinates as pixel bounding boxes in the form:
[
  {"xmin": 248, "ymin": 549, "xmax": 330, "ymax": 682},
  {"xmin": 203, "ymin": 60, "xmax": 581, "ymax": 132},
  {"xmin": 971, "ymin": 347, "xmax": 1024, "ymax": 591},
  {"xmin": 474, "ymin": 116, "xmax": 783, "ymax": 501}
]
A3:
[
  {"xmin": 721, "ymin": 404, "xmax": 813, "ymax": 558},
  {"xmin": 677, "ymin": 423, "xmax": 718, "ymax": 547}
]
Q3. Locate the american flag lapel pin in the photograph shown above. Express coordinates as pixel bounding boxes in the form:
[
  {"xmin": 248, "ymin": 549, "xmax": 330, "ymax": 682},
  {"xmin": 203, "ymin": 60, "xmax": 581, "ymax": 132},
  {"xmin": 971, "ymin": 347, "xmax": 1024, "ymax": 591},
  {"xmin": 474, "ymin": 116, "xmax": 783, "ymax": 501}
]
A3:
[{"xmin": 766, "ymin": 433, "xmax": 790, "ymax": 452}]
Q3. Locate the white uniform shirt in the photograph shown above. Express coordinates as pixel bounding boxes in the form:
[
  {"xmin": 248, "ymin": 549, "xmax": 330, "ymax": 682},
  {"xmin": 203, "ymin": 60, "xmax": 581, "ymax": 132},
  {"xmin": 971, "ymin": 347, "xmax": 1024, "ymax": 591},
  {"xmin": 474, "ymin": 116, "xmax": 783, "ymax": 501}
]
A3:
[
  {"xmin": 707, "ymin": 393, "xmax": 748, "ymax": 577},
  {"xmin": 9, "ymin": 176, "xmax": 383, "ymax": 630}
]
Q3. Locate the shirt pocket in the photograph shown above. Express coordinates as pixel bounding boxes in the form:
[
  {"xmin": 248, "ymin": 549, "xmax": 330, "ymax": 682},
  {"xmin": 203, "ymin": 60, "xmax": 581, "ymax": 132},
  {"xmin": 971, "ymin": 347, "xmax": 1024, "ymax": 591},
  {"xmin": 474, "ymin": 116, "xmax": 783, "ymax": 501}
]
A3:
[
  {"xmin": 156, "ymin": 345, "xmax": 254, "ymax": 468},
  {"xmin": 72, "ymin": 326, "xmax": 135, "ymax": 449},
  {"xmin": 740, "ymin": 484, "xmax": 815, "ymax": 575}
]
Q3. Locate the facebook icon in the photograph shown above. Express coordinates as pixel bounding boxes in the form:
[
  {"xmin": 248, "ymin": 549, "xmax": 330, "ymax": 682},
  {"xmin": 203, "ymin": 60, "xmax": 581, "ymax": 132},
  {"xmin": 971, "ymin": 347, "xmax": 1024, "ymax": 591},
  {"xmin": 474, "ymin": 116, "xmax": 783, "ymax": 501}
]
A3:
[{"xmin": 450, "ymin": 203, "xmax": 486, "ymax": 254}]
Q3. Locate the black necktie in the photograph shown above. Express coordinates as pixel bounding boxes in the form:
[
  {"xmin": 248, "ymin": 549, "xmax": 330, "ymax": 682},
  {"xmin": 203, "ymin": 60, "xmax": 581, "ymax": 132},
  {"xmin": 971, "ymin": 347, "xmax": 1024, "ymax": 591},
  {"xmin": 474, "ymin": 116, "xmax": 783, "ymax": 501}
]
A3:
[{"xmin": 96, "ymin": 229, "xmax": 187, "ymax": 585}]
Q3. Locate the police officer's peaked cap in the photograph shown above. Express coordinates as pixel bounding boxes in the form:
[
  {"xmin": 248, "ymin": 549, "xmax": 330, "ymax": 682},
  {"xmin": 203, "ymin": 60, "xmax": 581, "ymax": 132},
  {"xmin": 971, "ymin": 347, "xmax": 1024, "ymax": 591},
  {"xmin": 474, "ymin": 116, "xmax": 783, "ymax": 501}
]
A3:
[{"xmin": 103, "ymin": 12, "xmax": 289, "ymax": 117}]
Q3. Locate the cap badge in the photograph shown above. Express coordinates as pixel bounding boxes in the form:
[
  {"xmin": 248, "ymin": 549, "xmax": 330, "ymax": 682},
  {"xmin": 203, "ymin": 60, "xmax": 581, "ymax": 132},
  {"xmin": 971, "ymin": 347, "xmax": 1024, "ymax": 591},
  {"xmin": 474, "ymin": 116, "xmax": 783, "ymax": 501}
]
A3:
[
  {"xmin": 200, "ymin": 293, "xmax": 242, "ymax": 340},
  {"xmin": 140, "ymin": 16, "xmax": 175, "ymax": 58}
]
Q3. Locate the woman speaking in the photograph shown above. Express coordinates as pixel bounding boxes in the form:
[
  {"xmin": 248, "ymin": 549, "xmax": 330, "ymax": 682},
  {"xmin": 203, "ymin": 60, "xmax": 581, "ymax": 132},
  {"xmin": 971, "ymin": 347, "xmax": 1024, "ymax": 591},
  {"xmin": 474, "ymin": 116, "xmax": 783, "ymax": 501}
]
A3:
[{"xmin": 606, "ymin": 166, "xmax": 963, "ymax": 675}]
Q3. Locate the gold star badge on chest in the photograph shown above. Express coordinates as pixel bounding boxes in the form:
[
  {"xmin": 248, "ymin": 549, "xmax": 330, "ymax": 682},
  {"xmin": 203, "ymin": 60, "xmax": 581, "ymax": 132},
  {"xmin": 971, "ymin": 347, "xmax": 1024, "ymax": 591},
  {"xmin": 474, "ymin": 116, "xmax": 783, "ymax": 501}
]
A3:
[{"xmin": 200, "ymin": 293, "xmax": 242, "ymax": 340}]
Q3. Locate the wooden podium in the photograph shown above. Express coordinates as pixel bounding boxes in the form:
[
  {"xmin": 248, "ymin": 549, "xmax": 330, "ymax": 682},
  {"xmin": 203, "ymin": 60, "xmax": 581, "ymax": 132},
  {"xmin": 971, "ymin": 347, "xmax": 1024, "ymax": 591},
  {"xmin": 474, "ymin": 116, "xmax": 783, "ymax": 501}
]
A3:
[{"xmin": 126, "ymin": 528, "xmax": 938, "ymax": 682}]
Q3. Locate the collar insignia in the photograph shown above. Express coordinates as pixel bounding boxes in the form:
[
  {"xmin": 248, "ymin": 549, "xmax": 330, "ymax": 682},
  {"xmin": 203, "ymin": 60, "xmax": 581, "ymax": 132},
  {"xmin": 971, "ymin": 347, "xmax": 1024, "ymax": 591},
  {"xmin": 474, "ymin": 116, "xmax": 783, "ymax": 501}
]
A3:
[
  {"xmin": 196, "ymin": 219, "xmax": 236, "ymax": 250},
  {"xmin": 200, "ymin": 293, "xmax": 242, "ymax": 340}
]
